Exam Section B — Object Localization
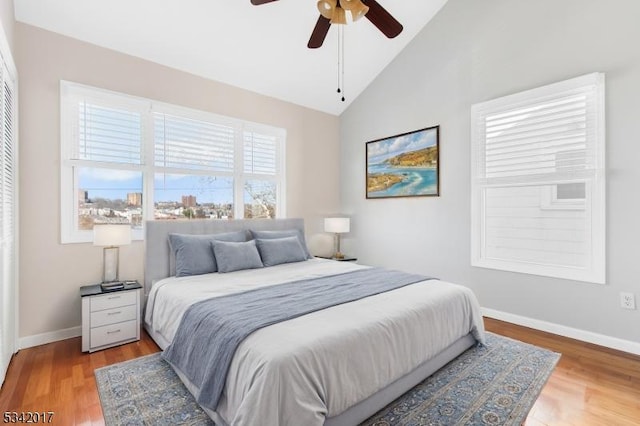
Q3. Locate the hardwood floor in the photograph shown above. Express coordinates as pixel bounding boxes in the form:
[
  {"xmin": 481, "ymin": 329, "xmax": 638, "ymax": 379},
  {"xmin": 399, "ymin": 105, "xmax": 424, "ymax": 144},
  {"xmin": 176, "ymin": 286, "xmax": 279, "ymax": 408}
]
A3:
[
  {"xmin": 485, "ymin": 318, "xmax": 640, "ymax": 426},
  {"xmin": 1, "ymin": 319, "xmax": 639, "ymax": 425},
  {"xmin": 0, "ymin": 333, "xmax": 160, "ymax": 425}
]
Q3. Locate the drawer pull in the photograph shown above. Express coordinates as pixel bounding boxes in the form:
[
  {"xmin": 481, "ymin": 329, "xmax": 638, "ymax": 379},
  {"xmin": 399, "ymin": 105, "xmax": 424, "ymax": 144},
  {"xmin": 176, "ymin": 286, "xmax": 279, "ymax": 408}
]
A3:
[
  {"xmin": 107, "ymin": 296, "xmax": 121, "ymax": 300},
  {"xmin": 107, "ymin": 329, "xmax": 121, "ymax": 334},
  {"xmin": 107, "ymin": 311, "xmax": 122, "ymax": 316}
]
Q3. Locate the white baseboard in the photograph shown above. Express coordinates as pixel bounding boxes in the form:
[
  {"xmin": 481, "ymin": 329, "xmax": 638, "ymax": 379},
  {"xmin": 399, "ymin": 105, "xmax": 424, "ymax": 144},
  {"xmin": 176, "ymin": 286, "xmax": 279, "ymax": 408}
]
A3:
[
  {"xmin": 18, "ymin": 326, "xmax": 81, "ymax": 350},
  {"xmin": 482, "ymin": 307, "xmax": 640, "ymax": 356}
]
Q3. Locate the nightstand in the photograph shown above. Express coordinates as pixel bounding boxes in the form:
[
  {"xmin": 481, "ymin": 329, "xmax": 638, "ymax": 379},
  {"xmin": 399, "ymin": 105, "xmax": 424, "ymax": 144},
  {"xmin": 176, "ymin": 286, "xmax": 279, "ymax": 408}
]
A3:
[
  {"xmin": 80, "ymin": 281, "xmax": 142, "ymax": 352},
  {"xmin": 316, "ymin": 255, "xmax": 358, "ymax": 262}
]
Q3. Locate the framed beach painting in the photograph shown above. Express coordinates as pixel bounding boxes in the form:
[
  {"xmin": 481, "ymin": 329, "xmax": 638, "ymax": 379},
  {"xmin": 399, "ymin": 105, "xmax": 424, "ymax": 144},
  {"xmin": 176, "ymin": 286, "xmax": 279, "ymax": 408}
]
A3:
[{"xmin": 366, "ymin": 125, "xmax": 440, "ymax": 199}]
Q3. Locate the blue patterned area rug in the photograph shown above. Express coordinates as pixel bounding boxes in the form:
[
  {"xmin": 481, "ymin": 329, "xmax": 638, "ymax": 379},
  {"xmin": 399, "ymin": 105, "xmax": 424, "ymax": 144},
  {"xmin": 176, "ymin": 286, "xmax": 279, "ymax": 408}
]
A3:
[{"xmin": 95, "ymin": 332, "xmax": 559, "ymax": 425}]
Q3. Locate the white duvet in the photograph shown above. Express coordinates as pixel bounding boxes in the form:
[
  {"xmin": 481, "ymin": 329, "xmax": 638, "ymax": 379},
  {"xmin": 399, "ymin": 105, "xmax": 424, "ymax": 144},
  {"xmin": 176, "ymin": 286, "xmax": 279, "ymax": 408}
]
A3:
[{"xmin": 145, "ymin": 259, "xmax": 485, "ymax": 426}]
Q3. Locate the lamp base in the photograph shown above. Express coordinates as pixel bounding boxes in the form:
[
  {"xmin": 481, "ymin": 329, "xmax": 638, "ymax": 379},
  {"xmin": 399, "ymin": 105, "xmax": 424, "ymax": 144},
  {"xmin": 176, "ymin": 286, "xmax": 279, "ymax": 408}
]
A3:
[
  {"xmin": 332, "ymin": 233, "xmax": 346, "ymax": 260},
  {"xmin": 102, "ymin": 246, "xmax": 120, "ymax": 283}
]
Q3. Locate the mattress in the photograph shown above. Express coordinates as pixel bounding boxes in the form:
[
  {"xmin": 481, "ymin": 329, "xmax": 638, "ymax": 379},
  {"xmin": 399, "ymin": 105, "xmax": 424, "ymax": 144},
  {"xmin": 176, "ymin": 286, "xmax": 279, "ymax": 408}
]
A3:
[{"xmin": 144, "ymin": 258, "xmax": 485, "ymax": 426}]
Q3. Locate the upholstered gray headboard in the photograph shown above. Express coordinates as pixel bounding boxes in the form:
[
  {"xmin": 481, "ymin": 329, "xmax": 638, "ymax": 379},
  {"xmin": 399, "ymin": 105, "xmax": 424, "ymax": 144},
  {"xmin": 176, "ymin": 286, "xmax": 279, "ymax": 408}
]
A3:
[{"xmin": 144, "ymin": 218, "xmax": 305, "ymax": 294}]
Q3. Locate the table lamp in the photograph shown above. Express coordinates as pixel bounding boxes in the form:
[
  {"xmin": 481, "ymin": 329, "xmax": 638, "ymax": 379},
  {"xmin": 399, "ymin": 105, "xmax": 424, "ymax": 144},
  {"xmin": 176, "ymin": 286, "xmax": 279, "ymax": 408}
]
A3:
[
  {"xmin": 93, "ymin": 224, "xmax": 132, "ymax": 282},
  {"xmin": 324, "ymin": 217, "xmax": 350, "ymax": 259}
]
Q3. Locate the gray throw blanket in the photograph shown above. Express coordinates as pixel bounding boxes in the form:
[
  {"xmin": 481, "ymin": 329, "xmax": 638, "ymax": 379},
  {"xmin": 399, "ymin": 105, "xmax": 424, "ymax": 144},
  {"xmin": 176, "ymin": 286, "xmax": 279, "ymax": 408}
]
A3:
[{"xmin": 162, "ymin": 267, "xmax": 434, "ymax": 411}]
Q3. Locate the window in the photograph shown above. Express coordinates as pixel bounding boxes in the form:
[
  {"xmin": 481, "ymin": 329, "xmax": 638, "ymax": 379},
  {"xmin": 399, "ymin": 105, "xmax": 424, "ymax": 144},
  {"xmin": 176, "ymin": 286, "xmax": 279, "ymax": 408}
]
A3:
[
  {"xmin": 471, "ymin": 73, "xmax": 605, "ymax": 284},
  {"xmin": 61, "ymin": 82, "xmax": 286, "ymax": 243}
]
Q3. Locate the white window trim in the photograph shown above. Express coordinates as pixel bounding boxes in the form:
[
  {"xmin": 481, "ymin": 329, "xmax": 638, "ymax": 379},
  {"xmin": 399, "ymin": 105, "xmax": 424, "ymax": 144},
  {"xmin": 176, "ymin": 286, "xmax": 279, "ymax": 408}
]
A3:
[
  {"xmin": 60, "ymin": 81, "xmax": 286, "ymax": 244},
  {"xmin": 470, "ymin": 73, "xmax": 605, "ymax": 284}
]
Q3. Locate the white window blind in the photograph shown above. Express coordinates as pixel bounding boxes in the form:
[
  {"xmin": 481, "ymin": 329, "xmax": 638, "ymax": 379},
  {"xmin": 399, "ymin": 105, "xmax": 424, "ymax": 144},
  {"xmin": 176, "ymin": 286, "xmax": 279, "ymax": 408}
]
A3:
[
  {"xmin": 479, "ymin": 92, "xmax": 596, "ymax": 183},
  {"xmin": 0, "ymin": 53, "xmax": 17, "ymax": 387},
  {"xmin": 471, "ymin": 73, "xmax": 605, "ymax": 283},
  {"xmin": 2, "ymin": 77, "xmax": 14, "ymax": 244},
  {"xmin": 244, "ymin": 131, "xmax": 277, "ymax": 175},
  {"xmin": 77, "ymin": 102, "xmax": 142, "ymax": 164},
  {"xmin": 154, "ymin": 113, "xmax": 235, "ymax": 172}
]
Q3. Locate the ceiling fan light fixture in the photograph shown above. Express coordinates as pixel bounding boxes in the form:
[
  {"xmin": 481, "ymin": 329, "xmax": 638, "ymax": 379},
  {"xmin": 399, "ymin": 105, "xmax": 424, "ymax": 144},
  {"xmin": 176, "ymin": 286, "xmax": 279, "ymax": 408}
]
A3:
[
  {"xmin": 341, "ymin": 0, "xmax": 369, "ymax": 21},
  {"xmin": 330, "ymin": 6, "xmax": 347, "ymax": 24},
  {"xmin": 350, "ymin": 4, "xmax": 369, "ymax": 21},
  {"xmin": 317, "ymin": 0, "xmax": 337, "ymax": 20}
]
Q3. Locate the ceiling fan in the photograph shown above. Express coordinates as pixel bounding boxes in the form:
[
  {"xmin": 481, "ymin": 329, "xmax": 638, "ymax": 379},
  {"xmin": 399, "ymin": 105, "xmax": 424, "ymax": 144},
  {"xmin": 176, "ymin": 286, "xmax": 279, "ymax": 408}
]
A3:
[{"xmin": 250, "ymin": 0, "xmax": 403, "ymax": 49}]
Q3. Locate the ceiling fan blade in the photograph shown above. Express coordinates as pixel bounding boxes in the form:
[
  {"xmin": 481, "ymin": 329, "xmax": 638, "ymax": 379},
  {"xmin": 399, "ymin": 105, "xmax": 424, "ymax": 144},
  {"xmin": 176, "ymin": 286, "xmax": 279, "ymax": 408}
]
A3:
[
  {"xmin": 308, "ymin": 15, "xmax": 332, "ymax": 49},
  {"xmin": 362, "ymin": 0, "xmax": 403, "ymax": 38},
  {"xmin": 250, "ymin": 0, "xmax": 278, "ymax": 5}
]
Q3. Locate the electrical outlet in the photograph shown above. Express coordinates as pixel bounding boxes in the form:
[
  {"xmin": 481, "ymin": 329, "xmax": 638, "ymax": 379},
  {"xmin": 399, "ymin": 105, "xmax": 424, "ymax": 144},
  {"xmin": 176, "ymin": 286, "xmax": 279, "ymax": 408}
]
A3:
[{"xmin": 620, "ymin": 292, "xmax": 636, "ymax": 310}]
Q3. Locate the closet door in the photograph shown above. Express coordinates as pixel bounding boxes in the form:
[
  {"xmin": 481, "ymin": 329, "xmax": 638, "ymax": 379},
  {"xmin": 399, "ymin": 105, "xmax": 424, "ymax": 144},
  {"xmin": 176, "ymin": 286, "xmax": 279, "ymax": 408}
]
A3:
[{"xmin": 0, "ymin": 57, "xmax": 17, "ymax": 387}]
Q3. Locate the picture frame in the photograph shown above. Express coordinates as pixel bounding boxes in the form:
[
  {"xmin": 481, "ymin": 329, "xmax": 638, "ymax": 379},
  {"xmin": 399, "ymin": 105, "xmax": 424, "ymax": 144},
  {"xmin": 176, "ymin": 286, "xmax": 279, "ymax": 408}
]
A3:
[{"xmin": 366, "ymin": 125, "xmax": 440, "ymax": 199}]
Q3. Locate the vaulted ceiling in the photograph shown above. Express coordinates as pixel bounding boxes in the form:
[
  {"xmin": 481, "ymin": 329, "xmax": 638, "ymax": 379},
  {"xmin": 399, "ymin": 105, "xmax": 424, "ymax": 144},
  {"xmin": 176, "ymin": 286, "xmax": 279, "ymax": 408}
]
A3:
[{"xmin": 14, "ymin": 0, "xmax": 448, "ymax": 115}]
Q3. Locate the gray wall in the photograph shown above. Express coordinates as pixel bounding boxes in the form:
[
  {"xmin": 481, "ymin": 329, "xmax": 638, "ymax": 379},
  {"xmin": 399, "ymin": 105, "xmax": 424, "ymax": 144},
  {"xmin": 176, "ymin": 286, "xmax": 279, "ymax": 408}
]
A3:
[{"xmin": 340, "ymin": 0, "xmax": 640, "ymax": 343}]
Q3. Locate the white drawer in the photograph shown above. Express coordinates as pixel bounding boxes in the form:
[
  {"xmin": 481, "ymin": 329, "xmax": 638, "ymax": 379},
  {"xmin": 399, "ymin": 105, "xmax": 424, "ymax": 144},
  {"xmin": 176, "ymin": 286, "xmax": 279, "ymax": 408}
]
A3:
[
  {"xmin": 90, "ymin": 290, "xmax": 137, "ymax": 312},
  {"xmin": 90, "ymin": 304, "xmax": 137, "ymax": 328},
  {"xmin": 90, "ymin": 320, "xmax": 138, "ymax": 349}
]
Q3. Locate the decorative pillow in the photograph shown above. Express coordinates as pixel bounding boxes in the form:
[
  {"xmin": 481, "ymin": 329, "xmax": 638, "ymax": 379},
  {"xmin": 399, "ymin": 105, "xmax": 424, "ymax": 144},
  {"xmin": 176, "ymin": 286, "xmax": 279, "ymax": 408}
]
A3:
[
  {"xmin": 255, "ymin": 236, "xmax": 308, "ymax": 267},
  {"xmin": 249, "ymin": 229, "xmax": 313, "ymax": 259},
  {"xmin": 168, "ymin": 231, "xmax": 246, "ymax": 277},
  {"xmin": 212, "ymin": 240, "xmax": 264, "ymax": 273}
]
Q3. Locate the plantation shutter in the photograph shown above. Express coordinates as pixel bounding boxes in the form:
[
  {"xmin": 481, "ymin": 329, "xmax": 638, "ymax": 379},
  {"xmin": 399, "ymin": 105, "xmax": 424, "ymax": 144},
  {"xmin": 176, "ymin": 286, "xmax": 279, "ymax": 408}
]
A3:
[
  {"xmin": 471, "ymin": 73, "xmax": 605, "ymax": 283},
  {"xmin": 476, "ymin": 86, "xmax": 599, "ymax": 186},
  {"xmin": 244, "ymin": 131, "xmax": 277, "ymax": 175},
  {"xmin": 75, "ymin": 102, "xmax": 143, "ymax": 165},
  {"xmin": 2, "ymin": 72, "xmax": 14, "ymax": 244},
  {"xmin": 154, "ymin": 113, "xmax": 235, "ymax": 172},
  {"xmin": 0, "ymin": 57, "xmax": 17, "ymax": 386}
]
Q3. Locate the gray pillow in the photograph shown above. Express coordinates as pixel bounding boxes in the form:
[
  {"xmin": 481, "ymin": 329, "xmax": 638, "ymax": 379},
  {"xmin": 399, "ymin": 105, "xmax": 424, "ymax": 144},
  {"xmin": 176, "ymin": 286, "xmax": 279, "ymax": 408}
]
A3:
[
  {"xmin": 168, "ymin": 231, "xmax": 246, "ymax": 277},
  {"xmin": 212, "ymin": 240, "xmax": 264, "ymax": 273},
  {"xmin": 250, "ymin": 229, "xmax": 313, "ymax": 259},
  {"xmin": 255, "ymin": 236, "xmax": 308, "ymax": 267}
]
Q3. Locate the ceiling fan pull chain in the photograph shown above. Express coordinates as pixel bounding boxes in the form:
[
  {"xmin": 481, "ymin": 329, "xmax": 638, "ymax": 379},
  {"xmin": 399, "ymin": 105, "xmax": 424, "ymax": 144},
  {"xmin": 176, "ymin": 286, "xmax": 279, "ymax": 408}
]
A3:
[
  {"xmin": 341, "ymin": 27, "xmax": 346, "ymax": 102},
  {"xmin": 337, "ymin": 23, "xmax": 341, "ymax": 95},
  {"xmin": 336, "ymin": 25, "xmax": 345, "ymax": 102}
]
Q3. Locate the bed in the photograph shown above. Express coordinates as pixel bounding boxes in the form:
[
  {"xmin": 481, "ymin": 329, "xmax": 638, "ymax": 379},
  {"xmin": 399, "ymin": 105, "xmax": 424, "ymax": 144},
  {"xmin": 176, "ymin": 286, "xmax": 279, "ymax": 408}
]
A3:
[{"xmin": 143, "ymin": 218, "xmax": 485, "ymax": 426}]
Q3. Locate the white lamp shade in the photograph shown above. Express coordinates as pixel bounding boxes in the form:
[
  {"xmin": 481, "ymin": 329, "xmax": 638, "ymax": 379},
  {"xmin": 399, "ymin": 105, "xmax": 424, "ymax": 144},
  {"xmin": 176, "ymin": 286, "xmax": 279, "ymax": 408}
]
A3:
[
  {"xmin": 93, "ymin": 224, "xmax": 132, "ymax": 246},
  {"xmin": 324, "ymin": 217, "xmax": 350, "ymax": 233}
]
